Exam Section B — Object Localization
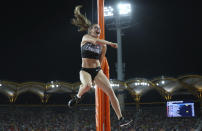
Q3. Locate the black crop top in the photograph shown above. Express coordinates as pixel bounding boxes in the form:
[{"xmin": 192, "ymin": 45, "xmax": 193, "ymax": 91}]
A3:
[{"xmin": 81, "ymin": 42, "xmax": 102, "ymax": 59}]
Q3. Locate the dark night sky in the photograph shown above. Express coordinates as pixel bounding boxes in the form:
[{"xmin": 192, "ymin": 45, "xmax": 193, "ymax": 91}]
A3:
[{"xmin": 0, "ymin": 0, "xmax": 201, "ymax": 83}]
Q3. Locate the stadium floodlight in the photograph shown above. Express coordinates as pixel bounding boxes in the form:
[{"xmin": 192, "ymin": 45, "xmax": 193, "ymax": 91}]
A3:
[
  {"xmin": 51, "ymin": 84, "xmax": 55, "ymax": 88},
  {"xmin": 104, "ymin": 6, "xmax": 114, "ymax": 17},
  {"xmin": 110, "ymin": 83, "xmax": 119, "ymax": 87},
  {"xmin": 117, "ymin": 3, "xmax": 131, "ymax": 15},
  {"xmin": 104, "ymin": 3, "xmax": 131, "ymax": 17}
]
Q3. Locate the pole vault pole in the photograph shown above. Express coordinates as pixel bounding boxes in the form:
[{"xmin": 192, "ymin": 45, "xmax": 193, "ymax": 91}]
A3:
[{"xmin": 95, "ymin": 0, "xmax": 111, "ymax": 130}]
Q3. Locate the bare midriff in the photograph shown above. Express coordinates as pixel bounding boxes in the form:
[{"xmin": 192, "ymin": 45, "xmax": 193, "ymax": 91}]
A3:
[{"xmin": 82, "ymin": 58, "xmax": 101, "ymax": 68}]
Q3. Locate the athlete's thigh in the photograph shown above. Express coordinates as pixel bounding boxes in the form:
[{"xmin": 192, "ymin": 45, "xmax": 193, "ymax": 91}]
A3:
[
  {"xmin": 80, "ymin": 70, "xmax": 93, "ymax": 86},
  {"xmin": 94, "ymin": 70, "xmax": 112, "ymax": 92}
]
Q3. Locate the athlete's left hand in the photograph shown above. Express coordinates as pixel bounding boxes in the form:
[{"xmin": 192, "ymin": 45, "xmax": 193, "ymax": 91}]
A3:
[{"xmin": 110, "ymin": 43, "xmax": 118, "ymax": 48}]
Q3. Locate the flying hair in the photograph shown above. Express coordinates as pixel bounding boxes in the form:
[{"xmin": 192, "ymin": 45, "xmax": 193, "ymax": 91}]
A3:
[{"xmin": 71, "ymin": 5, "xmax": 92, "ymax": 32}]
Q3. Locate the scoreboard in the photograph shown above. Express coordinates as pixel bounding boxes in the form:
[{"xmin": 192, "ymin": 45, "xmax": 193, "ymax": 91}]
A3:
[{"xmin": 167, "ymin": 101, "xmax": 195, "ymax": 117}]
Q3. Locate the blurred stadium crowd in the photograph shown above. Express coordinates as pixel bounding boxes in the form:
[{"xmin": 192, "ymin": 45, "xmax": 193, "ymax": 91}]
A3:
[{"xmin": 0, "ymin": 105, "xmax": 201, "ymax": 131}]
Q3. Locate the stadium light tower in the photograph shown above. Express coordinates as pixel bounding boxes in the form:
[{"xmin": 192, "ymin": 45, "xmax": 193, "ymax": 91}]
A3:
[{"xmin": 104, "ymin": 2, "xmax": 132, "ymax": 81}]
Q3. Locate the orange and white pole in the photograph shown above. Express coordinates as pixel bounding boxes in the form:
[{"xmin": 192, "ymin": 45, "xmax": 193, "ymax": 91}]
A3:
[{"xmin": 95, "ymin": 0, "xmax": 111, "ymax": 130}]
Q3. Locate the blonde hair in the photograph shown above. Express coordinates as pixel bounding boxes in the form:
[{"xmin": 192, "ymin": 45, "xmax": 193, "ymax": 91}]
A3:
[{"xmin": 71, "ymin": 5, "xmax": 93, "ymax": 32}]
